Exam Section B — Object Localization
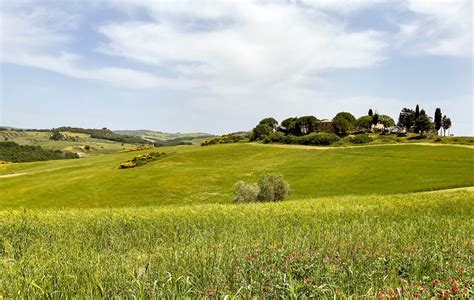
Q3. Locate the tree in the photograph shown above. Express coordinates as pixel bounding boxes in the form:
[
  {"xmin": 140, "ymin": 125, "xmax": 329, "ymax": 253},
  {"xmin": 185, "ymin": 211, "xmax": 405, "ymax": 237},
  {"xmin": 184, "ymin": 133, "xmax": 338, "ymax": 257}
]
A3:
[
  {"xmin": 414, "ymin": 114, "xmax": 432, "ymax": 134},
  {"xmin": 280, "ymin": 117, "xmax": 298, "ymax": 135},
  {"xmin": 251, "ymin": 124, "xmax": 272, "ymax": 141},
  {"xmin": 357, "ymin": 116, "xmax": 373, "ymax": 131},
  {"xmin": 434, "ymin": 108, "xmax": 442, "ymax": 134},
  {"xmin": 258, "ymin": 117, "xmax": 278, "ymax": 130},
  {"xmin": 379, "ymin": 115, "xmax": 395, "ymax": 128},
  {"xmin": 368, "ymin": 109, "xmax": 373, "ymax": 117},
  {"xmin": 298, "ymin": 116, "xmax": 319, "ymax": 135},
  {"xmin": 372, "ymin": 113, "xmax": 379, "ymax": 126},
  {"xmin": 442, "ymin": 115, "xmax": 452, "ymax": 136},
  {"xmin": 332, "ymin": 112, "xmax": 356, "ymax": 135},
  {"xmin": 415, "ymin": 104, "xmax": 420, "ymax": 120},
  {"xmin": 398, "ymin": 108, "xmax": 415, "ymax": 132},
  {"xmin": 50, "ymin": 130, "xmax": 64, "ymax": 141}
]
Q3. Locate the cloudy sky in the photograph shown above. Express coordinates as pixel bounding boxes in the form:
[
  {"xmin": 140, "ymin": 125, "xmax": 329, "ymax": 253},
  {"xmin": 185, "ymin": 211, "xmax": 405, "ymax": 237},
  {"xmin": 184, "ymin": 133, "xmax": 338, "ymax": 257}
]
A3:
[{"xmin": 1, "ymin": 0, "xmax": 472, "ymax": 135}]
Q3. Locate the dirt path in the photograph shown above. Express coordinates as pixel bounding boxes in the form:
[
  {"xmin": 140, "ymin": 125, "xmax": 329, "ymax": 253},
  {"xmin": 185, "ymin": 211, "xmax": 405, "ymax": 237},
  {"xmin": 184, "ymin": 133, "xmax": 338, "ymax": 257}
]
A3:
[
  {"xmin": 249, "ymin": 142, "xmax": 474, "ymax": 150},
  {"xmin": 418, "ymin": 186, "xmax": 474, "ymax": 194},
  {"xmin": 0, "ymin": 173, "xmax": 27, "ymax": 178}
]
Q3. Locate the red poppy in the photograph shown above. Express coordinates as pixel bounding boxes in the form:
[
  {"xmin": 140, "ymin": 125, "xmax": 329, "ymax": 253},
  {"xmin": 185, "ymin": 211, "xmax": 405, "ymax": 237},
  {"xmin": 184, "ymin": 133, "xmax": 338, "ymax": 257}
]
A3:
[{"xmin": 451, "ymin": 284, "xmax": 458, "ymax": 294}]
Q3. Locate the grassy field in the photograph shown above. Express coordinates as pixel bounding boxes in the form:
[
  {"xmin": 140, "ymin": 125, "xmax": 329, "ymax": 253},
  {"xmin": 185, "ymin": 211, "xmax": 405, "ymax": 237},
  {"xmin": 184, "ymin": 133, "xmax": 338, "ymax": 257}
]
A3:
[
  {"xmin": 0, "ymin": 130, "xmax": 135, "ymax": 155},
  {"xmin": 0, "ymin": 190, "xmax": 472, "ymax": 298},
  {"xmin": 0, "ymin": 143, "xmax": 472, "ymax": 298},
  {"xmin": 0, "ymin": 143, "xmax": 473, "ymax": 209}
]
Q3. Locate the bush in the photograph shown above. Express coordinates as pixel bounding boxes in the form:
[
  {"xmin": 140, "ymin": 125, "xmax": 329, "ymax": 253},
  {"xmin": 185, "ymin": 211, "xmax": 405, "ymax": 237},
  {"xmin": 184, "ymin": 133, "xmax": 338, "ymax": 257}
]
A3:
[
  {"xmin": 119, "ymin": 152, "xmax": 166, "ymax": 169},
  {"xmin": 257, "ymin": 174, "xmax": 290, "ymax": 202},
  {"xmin": 297, "ymin": 133, "xmax": 340, "ymax": 146},
  {"xmin": 201, "ymin": 134, "xmax": 245, "ymax": 146},
  {"xmin": 348, "ymin": 134, "xmax": 373, "ymax": 144},
  {"xmin": 407, "ymin": 134, "xmax": 428, "ymax": 140},
  {"xmin": 233, "ymin": 174, "xmax": 290, "ymax": 203},
  {"xmin": 233, "ymin": 181, "xmax": 260, "ymax": 203}
]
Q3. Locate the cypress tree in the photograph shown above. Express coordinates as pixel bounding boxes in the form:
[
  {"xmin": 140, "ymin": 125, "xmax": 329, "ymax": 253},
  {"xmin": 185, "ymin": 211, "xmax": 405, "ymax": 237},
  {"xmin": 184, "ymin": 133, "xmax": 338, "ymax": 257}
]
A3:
[{"xmin": 434, "ymin": 108, "xmax": 442, "ymax": 133}]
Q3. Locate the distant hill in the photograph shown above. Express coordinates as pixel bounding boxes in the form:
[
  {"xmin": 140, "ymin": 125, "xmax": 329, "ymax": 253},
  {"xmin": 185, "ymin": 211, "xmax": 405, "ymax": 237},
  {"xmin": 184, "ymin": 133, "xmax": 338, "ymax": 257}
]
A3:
[{"xmin": 114, "ymin": 130, "xmax": 214, "ymax": 144}]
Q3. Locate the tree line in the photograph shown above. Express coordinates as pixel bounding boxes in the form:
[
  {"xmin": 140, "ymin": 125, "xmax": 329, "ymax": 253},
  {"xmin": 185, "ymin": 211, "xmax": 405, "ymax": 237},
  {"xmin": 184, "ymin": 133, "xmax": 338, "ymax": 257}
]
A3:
[{"xmin": 0, "ymin": 141, "xmax": 79, "ymax": 163}]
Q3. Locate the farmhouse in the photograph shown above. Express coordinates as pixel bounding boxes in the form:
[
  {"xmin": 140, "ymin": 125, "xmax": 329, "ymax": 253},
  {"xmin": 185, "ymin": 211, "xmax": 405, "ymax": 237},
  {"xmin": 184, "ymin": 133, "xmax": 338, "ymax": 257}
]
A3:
[{"xmin": 318, "ymin": 119, "xmax": 335, "ymax": 133}]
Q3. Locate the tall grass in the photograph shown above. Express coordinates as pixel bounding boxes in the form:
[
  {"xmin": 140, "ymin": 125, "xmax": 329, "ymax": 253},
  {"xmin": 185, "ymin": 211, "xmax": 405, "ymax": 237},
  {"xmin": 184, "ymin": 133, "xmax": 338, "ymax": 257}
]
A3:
[{"xmin": 1, "ymin": 190, "xmax": 472, "ymax": 298}]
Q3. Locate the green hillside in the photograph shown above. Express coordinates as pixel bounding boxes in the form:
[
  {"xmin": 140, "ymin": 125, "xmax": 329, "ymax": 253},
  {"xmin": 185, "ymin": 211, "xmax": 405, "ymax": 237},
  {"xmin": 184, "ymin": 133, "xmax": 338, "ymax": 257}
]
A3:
[
  {"xmin": 1, "ymin": 143, "xmax": 473, "ymax": 209},
  {"xmin": 0, "ymin": 130, "xmax": 136, "ymax": 155},
  {"xmin": 0, "ymin": 190, "xmax": 471, "ymax": 298}
]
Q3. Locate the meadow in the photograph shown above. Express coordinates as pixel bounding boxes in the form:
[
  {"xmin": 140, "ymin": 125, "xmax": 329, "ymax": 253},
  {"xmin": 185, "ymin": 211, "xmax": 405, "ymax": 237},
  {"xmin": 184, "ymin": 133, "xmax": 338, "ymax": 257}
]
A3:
[
  {"xmin": 0, "ymin": 143, "xmax": 473, "ymax": 298},
  {"xmin": 0, "ymin": 190, "xmax": 472, "ymax": 298}
]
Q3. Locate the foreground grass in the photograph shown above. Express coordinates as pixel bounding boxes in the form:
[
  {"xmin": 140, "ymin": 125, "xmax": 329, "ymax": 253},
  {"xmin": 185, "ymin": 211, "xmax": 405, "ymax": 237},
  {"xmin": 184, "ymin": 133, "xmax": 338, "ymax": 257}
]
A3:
[
  {"xmin": 1, "ymin": 143, "xmax": 473, "ymax": 209},
  {"xmin": 0, "ymin": 190, "xmax": 472, "ymax": 298}
]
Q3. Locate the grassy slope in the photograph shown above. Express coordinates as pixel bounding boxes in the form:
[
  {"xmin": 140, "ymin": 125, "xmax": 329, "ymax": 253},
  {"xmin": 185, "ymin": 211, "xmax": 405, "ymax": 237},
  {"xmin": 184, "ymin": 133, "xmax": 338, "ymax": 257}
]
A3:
[
  {"xmin": 0, "ymin": 143, "xmax": 473, "ymax": 209},
  {"xmin": 0, "ymin": 190, "xmax": 472, "ymax": 298}
]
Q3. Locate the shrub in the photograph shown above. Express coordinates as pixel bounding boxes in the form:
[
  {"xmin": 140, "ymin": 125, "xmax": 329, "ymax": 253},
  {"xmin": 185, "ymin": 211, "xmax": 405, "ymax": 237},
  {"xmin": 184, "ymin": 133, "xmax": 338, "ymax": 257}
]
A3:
[
  {"xmin": 233, "ymin": 174, "xmax": 290, "ymax": 203},
  {"xmin": 201, "ymin": 134, "xmax": 245, "ymax": 146},
  {"xmin": 349, "ymin": 134, "xmax": 373, "ymax": 144},
  {"xmin": 269, "ymin": 131, "xmax": 286, "ymax": 143},
  {"xmin": 119, "ymin": 152, "xmax": 166, "ymax": 169},
  {"xmin": 233, "ymin": 181, "xmax": 259, "ymax": 203},
  {"xmin": 119, "ymin": 161, "xmax": 136, "ymax": 169},
  {"xmin": 297, "ymin": 133, "xmax": 340, "ymax": 146},
  {"xmin": 408, "ymin": 135, "xmax": 427, "ymax": 140},
  {"xmin": 120, "ymin": 145, "xmax": 153, "ymax": 153}
]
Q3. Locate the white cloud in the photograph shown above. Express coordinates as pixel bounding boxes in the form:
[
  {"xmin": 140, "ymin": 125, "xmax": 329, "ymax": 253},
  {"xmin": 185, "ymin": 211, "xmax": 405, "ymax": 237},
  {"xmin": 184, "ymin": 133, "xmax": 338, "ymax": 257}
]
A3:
[
  {"xmin": 97, "ymin": 1, "xmax": 387, "ymax": 96},
  {"xmin": 0, "ymin": 4, "xmax": 169, "ymax": 89},
  {"xmin": 397, "ymin": 0, "xmax": 472, "ymax": 57}
]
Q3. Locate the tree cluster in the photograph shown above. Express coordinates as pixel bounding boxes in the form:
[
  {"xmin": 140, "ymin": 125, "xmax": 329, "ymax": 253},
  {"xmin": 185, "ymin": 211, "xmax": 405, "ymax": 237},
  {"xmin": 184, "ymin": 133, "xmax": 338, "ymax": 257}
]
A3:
[
  {"xmin": 356, "ymin": 110, "xmax": 395, "ymax": 132},
  {"xmin": 397, "ymin": 105, "xmax": 451, "ymax": 135}
]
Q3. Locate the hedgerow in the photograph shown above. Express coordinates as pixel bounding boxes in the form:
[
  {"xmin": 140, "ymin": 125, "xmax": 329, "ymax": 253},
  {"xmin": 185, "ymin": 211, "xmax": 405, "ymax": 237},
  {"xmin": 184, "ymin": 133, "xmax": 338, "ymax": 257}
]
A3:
[{"xmin": 0, "ymin": 141, "xmax": 79, "ymax": 162}]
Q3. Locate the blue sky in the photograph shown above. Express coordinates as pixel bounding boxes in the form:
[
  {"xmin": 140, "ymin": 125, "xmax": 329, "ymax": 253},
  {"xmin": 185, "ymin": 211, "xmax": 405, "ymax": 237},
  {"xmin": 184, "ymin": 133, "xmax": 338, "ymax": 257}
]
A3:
[{"xmin": 1, "ymin": 0, "xmax": 472, "ymax": 135}]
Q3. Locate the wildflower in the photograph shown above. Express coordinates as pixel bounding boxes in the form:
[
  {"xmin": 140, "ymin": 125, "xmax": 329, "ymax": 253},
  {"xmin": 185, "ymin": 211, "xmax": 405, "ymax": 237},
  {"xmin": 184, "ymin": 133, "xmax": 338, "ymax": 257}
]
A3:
[
  {"xmin": 460, "ymin": 267, "xmax": 466, "ymax": 275},
  {"xmin": 305, "ymin": 277, "xmax": 312, "ymax": 284},
  {"xmin": 451, "ymin": 284, "xmax": 458, "ymax": 294},
  {"xmin": 247, "ymin": 255, "xmax": 253, "ymax": 262},
  {"xmin": 432, "ymin": 279, "xmax": 438, "ymax": 287}
]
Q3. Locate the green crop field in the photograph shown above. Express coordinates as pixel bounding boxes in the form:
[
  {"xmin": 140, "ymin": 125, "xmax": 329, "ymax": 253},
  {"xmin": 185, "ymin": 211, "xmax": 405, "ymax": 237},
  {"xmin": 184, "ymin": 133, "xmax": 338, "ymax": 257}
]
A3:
[
  {"xmin": 1, "ymin": 143, "xmax": 473, "ymax": 209},
  {"xmin": 0, "ymin": 143, "xmax": 473, "ymax": 298}
]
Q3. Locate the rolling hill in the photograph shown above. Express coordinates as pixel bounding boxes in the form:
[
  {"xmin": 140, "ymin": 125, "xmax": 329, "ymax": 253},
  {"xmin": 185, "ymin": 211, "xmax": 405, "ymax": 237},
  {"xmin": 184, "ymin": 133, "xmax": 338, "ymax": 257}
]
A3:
[{"xmin": 0, "ymin": 143, "xmax": 473, "ymax": 209}]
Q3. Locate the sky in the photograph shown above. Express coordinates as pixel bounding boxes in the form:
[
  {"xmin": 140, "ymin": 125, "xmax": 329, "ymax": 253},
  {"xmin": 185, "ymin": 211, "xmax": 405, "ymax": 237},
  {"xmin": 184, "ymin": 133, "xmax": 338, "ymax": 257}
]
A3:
[{"xmin": 0, "ymin": 0, "xmax": 472, "ymax": 135}]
